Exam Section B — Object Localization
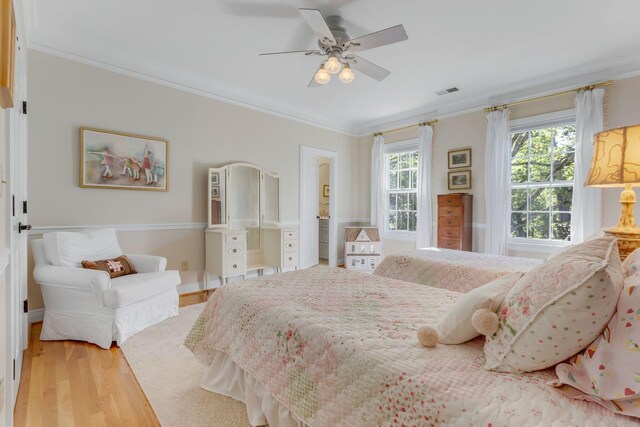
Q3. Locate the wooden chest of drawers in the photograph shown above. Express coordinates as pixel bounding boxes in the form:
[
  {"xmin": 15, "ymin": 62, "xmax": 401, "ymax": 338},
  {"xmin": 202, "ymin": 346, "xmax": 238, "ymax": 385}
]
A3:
[{"xmin": 437, "ymin": 193, "xmax": 472, "ymax": 251}]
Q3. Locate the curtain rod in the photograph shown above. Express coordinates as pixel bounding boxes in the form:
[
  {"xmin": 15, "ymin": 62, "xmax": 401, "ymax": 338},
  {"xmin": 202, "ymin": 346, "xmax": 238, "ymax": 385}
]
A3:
[
  {"xmin": 373, "ymin": 119, "xmax": 438, "ymax": 137},
  {"xmin": 484, "ymin": 80, "xmax": 613, "ymax": 112}
]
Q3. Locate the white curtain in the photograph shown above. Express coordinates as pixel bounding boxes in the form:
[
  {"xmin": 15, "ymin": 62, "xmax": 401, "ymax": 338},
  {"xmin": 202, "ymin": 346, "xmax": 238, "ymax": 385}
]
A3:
[
  {"xmin": 416, "ymin": 125, "xmax": 433, "ymax": 248},
  {"xmin": 370, "ymin": 134, "xmax": 385, "ymax": 227},
  {"xmin": 571, "ymin": 88, "xmax": 604, "ymax": 243},
  {"xmin": 484, "ymin": 109, "xmax": 510, "ymax": 255}
]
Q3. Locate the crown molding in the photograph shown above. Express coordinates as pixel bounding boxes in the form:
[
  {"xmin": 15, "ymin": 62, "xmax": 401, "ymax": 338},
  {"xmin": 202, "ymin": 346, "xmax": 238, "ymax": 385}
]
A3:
[
  {"xmin": 27, "ymin": 30, "xmax": 360, "ymax": 136},
  {"xmin": 354, "ymin": 50, "xmax": 640, "ymax": 136}
]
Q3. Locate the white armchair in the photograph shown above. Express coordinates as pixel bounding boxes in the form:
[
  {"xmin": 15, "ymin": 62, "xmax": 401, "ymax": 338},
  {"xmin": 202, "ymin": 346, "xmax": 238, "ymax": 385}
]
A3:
[{"xmin": 31, "ymin": 230, "xmax": 181, "ymax": 349}]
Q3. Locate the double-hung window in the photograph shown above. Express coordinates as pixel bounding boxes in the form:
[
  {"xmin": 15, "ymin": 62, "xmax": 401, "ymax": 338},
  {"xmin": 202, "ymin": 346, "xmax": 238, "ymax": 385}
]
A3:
[
  {"xmin": 384, "ymin": 140, "xmax": 418, "ymax": 235},
  {"xmin": 509, "ymin": 111, "xmax": 576, "ymax": 243}
]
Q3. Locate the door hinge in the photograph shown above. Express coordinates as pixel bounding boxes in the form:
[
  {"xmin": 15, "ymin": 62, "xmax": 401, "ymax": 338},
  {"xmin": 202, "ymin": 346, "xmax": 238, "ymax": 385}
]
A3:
[
  {"xmin": 22, "ymin": 101, "xmax": 27, "ymax": 115},
  {"xmin": 23, "ymin": 299, "xmax": 28, "ymax": 313},
  {"xmin": 13, "ymin": 359, "xmax": 15, "ymax": 380},
  {"xmin": 23, "ymin": 200, "xmax": 27, "ymax": 214},
  {"xmin": 12, "ymin": 195, "xmax": 15, "ymax": 217}
]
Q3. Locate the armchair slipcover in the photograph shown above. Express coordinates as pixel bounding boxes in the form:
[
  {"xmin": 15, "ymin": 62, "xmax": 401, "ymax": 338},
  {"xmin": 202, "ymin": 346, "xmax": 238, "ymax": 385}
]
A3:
[{"xmin": 32, "ymin": 232, "xmax": 181, "ymax": 349}]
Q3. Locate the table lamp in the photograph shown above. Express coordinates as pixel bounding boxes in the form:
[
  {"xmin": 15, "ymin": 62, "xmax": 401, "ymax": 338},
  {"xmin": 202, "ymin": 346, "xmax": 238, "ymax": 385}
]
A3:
[{"xmin": 586, "ymin": 124, "xmax": 640, "ymax": 260}]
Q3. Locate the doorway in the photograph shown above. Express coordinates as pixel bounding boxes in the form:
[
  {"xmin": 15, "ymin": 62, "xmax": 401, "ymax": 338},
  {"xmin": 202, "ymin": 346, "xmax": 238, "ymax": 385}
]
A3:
[{"xmin": 299, "ymin": 146, "xmax": 337, "ymax": 269}]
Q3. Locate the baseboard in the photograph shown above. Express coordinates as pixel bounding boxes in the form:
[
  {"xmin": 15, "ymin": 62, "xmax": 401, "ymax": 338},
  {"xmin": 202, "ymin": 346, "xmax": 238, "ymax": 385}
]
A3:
[
  {"xmin": 28, "ymin": 308, "xmax": 45, "ymax": 323},
  {"xmin": 177, "ymin": 281, "xmax": 203, "ymax": 294}
]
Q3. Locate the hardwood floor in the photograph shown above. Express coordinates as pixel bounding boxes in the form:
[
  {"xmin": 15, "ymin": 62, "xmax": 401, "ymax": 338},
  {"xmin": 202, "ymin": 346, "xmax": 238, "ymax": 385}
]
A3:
[{"xmin": 13, "ymin": 291, "xmax": 210, "ymax": 427}]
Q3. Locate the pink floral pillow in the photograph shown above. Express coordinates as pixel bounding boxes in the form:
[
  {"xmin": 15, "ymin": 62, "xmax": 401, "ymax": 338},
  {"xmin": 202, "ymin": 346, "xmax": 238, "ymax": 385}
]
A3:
[
  {"xmin": 622, "ymin": 247, "xmax": 640, "ymax": 277},
  {"xmin": 484, "ymin": 237, "xmax": 624, "ymax": 373},
  {"xmin": 552, "ymin": 272, "xmax": 640, "ymax": 418}
]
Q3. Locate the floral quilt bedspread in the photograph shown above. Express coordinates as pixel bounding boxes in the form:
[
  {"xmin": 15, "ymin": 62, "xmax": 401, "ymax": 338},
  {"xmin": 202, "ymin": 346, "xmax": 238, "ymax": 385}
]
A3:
[
  {"xmin": 373, "ymin": 248, "xmax": 541, "ymax": 293},
  {"xmin": 185, "ymin": 267, "xmax": 634, "ymax": 426}
]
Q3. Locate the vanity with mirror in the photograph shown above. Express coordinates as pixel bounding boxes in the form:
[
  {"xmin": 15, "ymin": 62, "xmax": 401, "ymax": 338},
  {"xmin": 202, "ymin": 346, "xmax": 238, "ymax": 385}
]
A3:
[{"xmin": 205, "ymin": 162, "xmax": 297, "ymax": 288}]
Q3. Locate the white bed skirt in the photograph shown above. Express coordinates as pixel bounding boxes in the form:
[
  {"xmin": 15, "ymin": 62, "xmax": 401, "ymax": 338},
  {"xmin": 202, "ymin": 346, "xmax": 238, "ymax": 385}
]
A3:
[{"xmin": 201, "ymin": 350, "xmax": 308, "ymax": 427}]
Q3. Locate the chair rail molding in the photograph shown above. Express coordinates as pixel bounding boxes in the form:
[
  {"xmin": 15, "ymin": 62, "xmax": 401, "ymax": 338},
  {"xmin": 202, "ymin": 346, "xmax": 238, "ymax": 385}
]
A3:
[{"xmin": 29, "ymin": 222, "xmax": 208, "ymax": 234}]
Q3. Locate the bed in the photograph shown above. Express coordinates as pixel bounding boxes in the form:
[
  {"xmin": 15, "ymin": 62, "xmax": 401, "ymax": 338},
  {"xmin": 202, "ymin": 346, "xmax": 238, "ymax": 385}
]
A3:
[{"xmin": 185, "ymin": 250, "xmax": 636, "ymax": 426}]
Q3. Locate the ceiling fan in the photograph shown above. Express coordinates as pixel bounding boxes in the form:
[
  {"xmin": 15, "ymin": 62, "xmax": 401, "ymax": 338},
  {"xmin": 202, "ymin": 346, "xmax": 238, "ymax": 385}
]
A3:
[{"xmin": 260, "ymin": 9, "xmax": 408, "ymax": 87}]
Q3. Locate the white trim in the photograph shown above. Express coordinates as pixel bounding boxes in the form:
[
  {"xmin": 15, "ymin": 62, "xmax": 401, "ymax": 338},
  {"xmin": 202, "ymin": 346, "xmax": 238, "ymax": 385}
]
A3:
[
  {"xmin": 337, "ymin": 218, "xmax": 371, "ymax": 223},
  {"xmin": 508, "ymin": 238, "xmax": 570, "ymax": 254},
  {"xmin": 384, "ymin": 231, "xmax": 416, "ymax": 242},
  {"xmin": 28, "ymin": 308, "xmax": 44, "ymax": 324},
  {"xmin": 383, "ymin": 138, "xmax": 419, "ymax": 154},
  {"xmin": 0, "ymin": 246, "xmax": 10, "ymax": 273},
  {"xmin": 177, "ymin": 281, "xmax": 203, "ymax": 295},
  {"xmin": 509, "ymin": 109, "xmax": 576, "ymax": 133},
  {"xmin": 27, "ymin": 36, "xmax": 359, "ymax": 136},
  {"xmin": 28, "ymin": 222, "xmax": 208, "ymax": 234}
]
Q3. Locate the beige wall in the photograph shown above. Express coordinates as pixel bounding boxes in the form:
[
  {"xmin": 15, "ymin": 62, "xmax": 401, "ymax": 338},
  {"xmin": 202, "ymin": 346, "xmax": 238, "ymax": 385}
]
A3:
[
  {"xmin": 27, "ymin": 50, "xmax": 360, "ymax": 309},
  {"xmin": 359, "ymin": 75, "xmax": 640, "ymax": 259}
]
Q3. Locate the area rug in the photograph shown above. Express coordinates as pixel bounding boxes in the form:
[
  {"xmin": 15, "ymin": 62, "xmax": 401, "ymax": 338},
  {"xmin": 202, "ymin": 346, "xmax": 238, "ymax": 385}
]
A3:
[{"xmin": 121, "ymin": 303, "xmax": 251, "ymax": 427}]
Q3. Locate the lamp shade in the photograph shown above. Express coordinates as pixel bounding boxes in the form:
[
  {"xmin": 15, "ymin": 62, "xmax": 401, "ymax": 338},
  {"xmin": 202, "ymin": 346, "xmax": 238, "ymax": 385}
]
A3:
[{"xmin": 586, "ymin": 124, "xmax": 640, "ymax": 187}]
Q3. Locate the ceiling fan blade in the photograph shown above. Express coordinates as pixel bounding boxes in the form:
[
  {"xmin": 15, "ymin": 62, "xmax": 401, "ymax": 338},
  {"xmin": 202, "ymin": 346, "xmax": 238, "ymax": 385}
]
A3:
[
  {"xmin": 298, "ymin": 8, "xmax": 337, "ymax": 46},
  {"xmin": 347, "ymin": 25, "xmax": 408, "ymax": 53},
  {"xmin": 308, "ymin": 66, "xmax": 322, "ymax": 88},
  {"xmin": 349, "ymin": 55, "xmax": 390, "ymax": 81},
  {"xmin": 260, "ymin": 49, "xmax": 322, "ymax": 56}
]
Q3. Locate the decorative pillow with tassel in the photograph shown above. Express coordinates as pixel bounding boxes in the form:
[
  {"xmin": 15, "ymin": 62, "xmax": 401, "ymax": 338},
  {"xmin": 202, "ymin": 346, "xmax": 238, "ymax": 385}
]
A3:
[{"xmin": 81, "ymin": 255, "xmax": 137, "ymax": 279}]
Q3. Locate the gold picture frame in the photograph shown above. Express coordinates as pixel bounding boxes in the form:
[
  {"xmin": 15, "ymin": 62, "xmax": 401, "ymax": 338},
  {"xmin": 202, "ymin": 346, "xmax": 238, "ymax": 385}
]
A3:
[
  {"xmin": 448, "ymin": 170, "xmax": 471, "ymax": 190},
  {"xmin": 0, "ymin": 0, "xmax": 16, "ymax": 109},
  {"xmin": 80, "ymin": 127, "xmax": 169, "ymax": 191},
  {"xmin": 448, "ymin": 148, "xmax": 472, "ymax": 169}
]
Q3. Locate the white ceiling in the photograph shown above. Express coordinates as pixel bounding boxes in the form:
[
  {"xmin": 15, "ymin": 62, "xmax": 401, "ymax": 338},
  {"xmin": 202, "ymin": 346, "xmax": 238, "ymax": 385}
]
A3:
[{"xmin": 24, "ymin": 0, "xmax": 640, "ymax": 135}]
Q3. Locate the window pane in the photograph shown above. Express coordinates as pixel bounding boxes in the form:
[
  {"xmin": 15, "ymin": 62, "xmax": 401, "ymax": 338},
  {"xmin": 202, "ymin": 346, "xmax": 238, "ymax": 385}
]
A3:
[
  {"xmin": 397, "ymin": 212, "xmax": 408, "ymax": 231},
  {"xmin": 552, "ymin": 212, "xmax": 571, "ymax": 241},
  {"xmin": 400, "ymin": 170, "xmax": 411, "ymax": 189},
  {"xmin": 511, "ymin": 132, "xmax": 529, "ymax": 158},
  {"xmin": 389, "ymin": 170, "xmax": 398, "ymax": 189},
  {"xmin": 529, "ymin": 129, "xmax": 552, "ymax": 155},
  {"xmin": 528, "ymin": 213, "xmax": 550, "ymax": 239},
  {"xmin": 529, "ymin": 155, "xmax": 551, "ymax": 182},
  {"xmin": 511, "ymin": 158, "xmax": 528, "ymax": 183},
  {"xmin": 408, "ymin": 211, "xmax": 417, "ymax": 232},
  {"xmin": 511, "ymin": 213, "xmax": 527, "ymax": 238},
  {"xmin": 511, "ymin": 188, "xmax": 527, "ymax": 212},
  {"xmin": 389, "ymin": 193, "xmax": 397, "ymax": 210},
  {"xmin": 397, "ymin": 193, "xmax": 408, "ymax": 210},
  {"xmin": 411, "ymin": 151, "xmax": 418, "ymax": 168},
  {"xmin": 552, "ymin": 186, "xmax": 573, "ymax": 211},
  {"xmin": 553, "ymin": 151, "xmax": 575, "ymax": 181},
  {"xmin": 553, "ymin": 125, "xmax": 576, "ymax": 153},
  {"xmin": 399, "ymin": 153, "xmax": 410, "ymax": 169},
  {"xmin": 409, "ymin": 192, "xmax": 417, "ymax": 210},
  {"xmin": 388, "ymin": 154, "xmax": 398, "ymax": 170},
  {"xmin": 411, "ymin": 170, "xmax": 417, "ymax": 189},
  {"xmin": 388, "ymin": 212, "xmax": 397, "ymax": 230},
  {"xmin": 530, "ymin": 188, "xmax": 550, "ymax": 211}
]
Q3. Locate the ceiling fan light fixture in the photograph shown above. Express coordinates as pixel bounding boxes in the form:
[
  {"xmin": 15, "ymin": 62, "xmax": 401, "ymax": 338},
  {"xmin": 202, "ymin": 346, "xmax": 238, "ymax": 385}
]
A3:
[
  {"xmin": 314, "ymin": 65, "xmax": 331, "ymax": 84},
  {"xmin": 325, "ymin": 55, "xmax": 342, "ymax": 74},
  {"xmin": 339, "ymin": 64, "xmax": 355, "ymax": 84}
]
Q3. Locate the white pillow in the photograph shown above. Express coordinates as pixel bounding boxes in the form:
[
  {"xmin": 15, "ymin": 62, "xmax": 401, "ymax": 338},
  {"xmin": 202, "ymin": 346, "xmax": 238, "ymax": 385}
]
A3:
[
  {"xmin": 437, "ymin": 272, "xmax": 524, "ymax": 344},
  {"xmin": 43, "ymin": 228, "xmax": 123, "ymax": 267}
]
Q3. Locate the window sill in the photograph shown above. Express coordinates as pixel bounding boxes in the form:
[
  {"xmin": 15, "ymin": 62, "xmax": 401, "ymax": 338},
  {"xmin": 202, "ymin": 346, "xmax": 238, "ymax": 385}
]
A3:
[
  {"xmin": 508, "ymin": 238, "xmax": 570, "ymax": 254},
  {"xmin": 384, "ymin": 231, "xmax": 416, "ymax": 241}
]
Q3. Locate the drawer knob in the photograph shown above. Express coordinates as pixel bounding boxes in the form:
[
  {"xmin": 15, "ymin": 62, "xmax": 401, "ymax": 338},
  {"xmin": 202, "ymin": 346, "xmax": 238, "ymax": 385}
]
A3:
[
  {"xmin": 288, "ymin": 257, "xmax": 292, "ymax": 261},
  {"xmin": 232, "ymin": 248, "xmax": 238, "ymax": 253},
  {"xmin": 233, "ymin": 264, "xmax": 237, "ymax": 269}
]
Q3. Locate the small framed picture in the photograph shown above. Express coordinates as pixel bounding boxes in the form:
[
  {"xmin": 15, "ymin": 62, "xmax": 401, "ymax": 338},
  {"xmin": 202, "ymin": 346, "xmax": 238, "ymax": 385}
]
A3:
[
  {"xmin": 448, "ymin": 148, "xmax": 472, "ymax": 169},
  {"xmin": 211, "ymin": 172, "xmax": 219, "ymax": 185},
  {"xmin": 448, "ymin": 170, "xmax": 471, "ymax": 190},
  {"xmin": 211, "ymin": 186, "xmax": 220, "ymax": 198},
  {"xmin": 323, "ymin": 184, "xmax": 330, "ymax": 197}
]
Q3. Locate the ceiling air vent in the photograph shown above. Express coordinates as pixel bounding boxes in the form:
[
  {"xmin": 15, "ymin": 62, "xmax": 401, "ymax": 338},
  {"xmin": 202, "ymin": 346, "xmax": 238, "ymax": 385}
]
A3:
[{"xmin": 435, "ymin": 87, "xmax": 460, "ymax": 96}]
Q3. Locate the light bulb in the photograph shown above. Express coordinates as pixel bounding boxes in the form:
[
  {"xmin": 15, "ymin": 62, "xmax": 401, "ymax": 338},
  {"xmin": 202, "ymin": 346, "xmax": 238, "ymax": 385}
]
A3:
[
  {"xmin": 338, "ymin": 64, "xmax": 355, "ymax": 84},
  {"xmin": 325, "ymin": 56, "xmax": 342, "ymax": 74},
  {"xmin": 314, "ymin": 66, "xmax": 331, "ymax": 85}
]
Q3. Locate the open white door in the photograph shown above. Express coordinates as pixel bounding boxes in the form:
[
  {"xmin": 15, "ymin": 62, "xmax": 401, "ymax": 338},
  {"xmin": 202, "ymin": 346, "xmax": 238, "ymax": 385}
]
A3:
[
  {"xmin": 299, "ymin": 147, "xmax": 320, "ymax": 269},
  {"xmin": 299, "ymin": 146, "xmax": 338, "ymax": 269},
  {"xmin": 5, "ymin": 23, "xmax": 28, "ymax": 426}
]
